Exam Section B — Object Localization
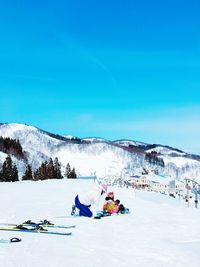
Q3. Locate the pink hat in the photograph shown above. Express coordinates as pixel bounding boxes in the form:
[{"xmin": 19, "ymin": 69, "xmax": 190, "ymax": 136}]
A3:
[
  {"xmin": 107, "ymin": 191, "xmax": 114, "ymax": 199},
  {"xmin": 101, "ymin": 184, "xmax": 108, "ymax": 193}
]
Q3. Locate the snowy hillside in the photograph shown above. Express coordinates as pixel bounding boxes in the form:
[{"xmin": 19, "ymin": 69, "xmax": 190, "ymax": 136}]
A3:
[
  {"xmin": 0, "ymin": 123, "xmax": 65, "ymax": 171},
  {"xmin": 0, "ymin": 179, "xmax": 200, "ymax": 267},
  {"xmin": 54, "ymin": 141, "xmax": 144, "ymax": 177},
  {"xmin": 0, "ymin": 123, "xmax": 200, "ymax": 181},
  {"xmin": 0, "ymin": 124, "xmax": 144, "ymax": 178}
]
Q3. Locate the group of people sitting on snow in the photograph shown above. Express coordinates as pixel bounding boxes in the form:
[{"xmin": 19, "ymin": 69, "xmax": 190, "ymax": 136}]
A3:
[
  {"xmin": 71, "ymin": 184, "xmax": 127, "ymax": 218},
  {"xmin": 102, "ymin": 191, "xmax": 125, "ymax": 215}
]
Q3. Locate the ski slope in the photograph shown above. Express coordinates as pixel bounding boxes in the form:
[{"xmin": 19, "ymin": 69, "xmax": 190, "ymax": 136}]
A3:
[{"xmin": 0, "ymin": 179, "xmax": 200, "ymax": 267}]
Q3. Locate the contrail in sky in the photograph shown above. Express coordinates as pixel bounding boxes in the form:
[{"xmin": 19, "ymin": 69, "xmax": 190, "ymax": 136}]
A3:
[{"xmin": 55, "ymin": 30, "xmax": 118, "ymax": 88}]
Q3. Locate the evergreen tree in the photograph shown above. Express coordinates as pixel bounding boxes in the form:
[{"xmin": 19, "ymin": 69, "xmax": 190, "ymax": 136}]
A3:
[
  {"xmin": 64, "ymin": 163, "xmax": 71, "ymax": 178},
  {"xmin": 11, "ymin": 164, "xmax": 19, "ymax": 182},
  {"xmin": 22, "ymin": 164, "xmax": 33, "ymax": 181},
  {"xmin": 145, "ymin": 151, "xmax": 164, "ymax": 167},
  {"xmin": 0, "ymin": 167, "xmax": 3, "ymax": 182},
  {"xmin": 54, "ymin": 157, "xmax": 63, "ymax": 179},
  {"xmin": 39, "ymin": 162, "xmax": 47, "ymax": 180},
  {"xmin": 2, "ymin": 155, "xmax": 13, "ymax": 181},
  {"xmin": 34, "ymin": 169, "xmax": 40, "ymax": 181},
  {"xmin": 46, "ymin": 158, "xmax": 55, "ymax": 179},
  {"xmin": 33, "ymin": 161, "xmax": 47, "ymax": 180},
  {"xmin": 68, "ymin": 167, "xmax": 77, "ymax": 179},
  {"xmin": 0, "ymin": 155, "xmax": 19, "ymax": 182},
  {"xmin": 0, "ymin": 137, "xmax": 24, "ymax": 159}
]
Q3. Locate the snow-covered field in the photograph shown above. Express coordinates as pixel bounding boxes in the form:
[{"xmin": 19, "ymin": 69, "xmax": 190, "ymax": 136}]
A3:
[{"xmin": 0, "ymin": 179, "xmax": 200, "ymax": 267}]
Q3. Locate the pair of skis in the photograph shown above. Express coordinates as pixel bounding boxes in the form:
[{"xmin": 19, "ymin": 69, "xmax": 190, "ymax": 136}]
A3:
[
  {"xmin": 0, "ymin": 220, "xmax": 75, "ymax": 236},
  {"xmin": 8, "ymin": 220, "xmax": 76, "ymax": 229}
]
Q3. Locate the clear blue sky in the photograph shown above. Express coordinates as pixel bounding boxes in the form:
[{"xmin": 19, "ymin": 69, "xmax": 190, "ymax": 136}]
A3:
[{"xmin": 0, "ymin": 0, "xmax": 200, "ymax": 153}]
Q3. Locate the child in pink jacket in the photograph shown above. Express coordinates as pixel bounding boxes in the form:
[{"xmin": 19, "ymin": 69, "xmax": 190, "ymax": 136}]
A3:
[{"xmin": 109, "ymin": 199, "xmax": 120, "ymax": 214}]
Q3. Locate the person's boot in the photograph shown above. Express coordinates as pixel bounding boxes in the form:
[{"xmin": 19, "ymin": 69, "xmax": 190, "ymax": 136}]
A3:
[{"xmin": 71, "ymin": 205, "xmax": 76, "ymax": 215}]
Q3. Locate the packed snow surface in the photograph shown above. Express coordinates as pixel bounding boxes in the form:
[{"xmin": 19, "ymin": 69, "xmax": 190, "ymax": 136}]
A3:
[{"xmin": 0, "ymin": 179, "xmax": 200, "ymax": 267}]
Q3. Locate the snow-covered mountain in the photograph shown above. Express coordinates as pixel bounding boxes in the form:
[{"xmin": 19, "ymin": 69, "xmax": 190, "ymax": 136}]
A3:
[{"xmin": 0, "ymin": 123, "xmax": 200, "ymax": 181}]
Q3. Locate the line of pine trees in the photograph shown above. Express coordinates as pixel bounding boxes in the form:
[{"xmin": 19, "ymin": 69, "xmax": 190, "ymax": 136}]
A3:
[
  {"xmin": 145, "ymin": 151, "xmax": 165, "ymax": 167},
  {"xmin": 0, "ymin": 155, "xmax": 77, "ymax": 182},
  {"xmin": 22, "ymin": 158, "xmax": 77, "ymax": 181},
  {"xmin": 64, "ymin": 163, "xmax": 77, "ymax": 179},
  {"xmin": 0, "ymin": 155, "xmax": 19, "ymax": 182},
  {"xmin": 32, "ymin": 157, "xmax": 63, "ymax": 181},
  {"xmin": 0, "ymin": 137, "xmax": 24, "ymax": 159}
]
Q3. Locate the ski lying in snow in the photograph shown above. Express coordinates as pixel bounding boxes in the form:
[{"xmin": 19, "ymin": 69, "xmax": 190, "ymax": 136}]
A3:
[
  {"xmin": 0, "ymin": 220, "xmax": 76, "ymax": 229},
  {"xmin": 0, "ymin": 237, "xmax": 22, "ymax": 243},
  {"xmin": 22, "ymin": 220, "xmax": 76, "ymax": 229},
  {"xmin": 0, "ymin": 225, "xmax": 72, "ymax": 236}
]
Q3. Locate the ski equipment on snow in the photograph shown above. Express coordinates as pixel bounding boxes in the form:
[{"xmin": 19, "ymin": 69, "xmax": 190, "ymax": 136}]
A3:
[
  {"xmin": 0, "ymin": 225, "xmax": 72, "ymax": 236},
  {"xmin": 95, "ymin": 208, "xmax": 130, "ymax": 219},
  {"xmin": 23, "ymin": 220, "xmax": 76, "ymax": 229},
  {"xmin": 0, "ymin": 220, "xmax": 76, "ymax": 229}
]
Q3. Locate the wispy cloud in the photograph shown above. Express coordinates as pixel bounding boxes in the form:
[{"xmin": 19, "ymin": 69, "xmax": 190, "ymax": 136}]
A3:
[{"xmin": 54, "ymin": 29, "xmax": 118, "ymax": 88}]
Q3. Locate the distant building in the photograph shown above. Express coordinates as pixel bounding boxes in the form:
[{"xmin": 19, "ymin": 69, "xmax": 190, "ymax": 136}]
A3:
[
  {"xmin": 147, "ymin": 174, "xmax": 171, "ymax": 192},
  {"xmin": 130, "ymin": 175, "xmax": 150, "ymax": 189},
  {"xmin": 129, "ymin": 173, "xmax": 188, "ymax": 194},
  {"xmin": 150, "ymin": 180, "xmax": 169, "ymax": 192},
  {"xmin": 169, "ymin": 180, "xmax": 185, "ymax": 194}
]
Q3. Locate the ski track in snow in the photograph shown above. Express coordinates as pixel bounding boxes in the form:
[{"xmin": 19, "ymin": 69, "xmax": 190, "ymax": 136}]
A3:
[{"xmin": 0, "ymin": 179, "xmax": 200, "ymax": 267}]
